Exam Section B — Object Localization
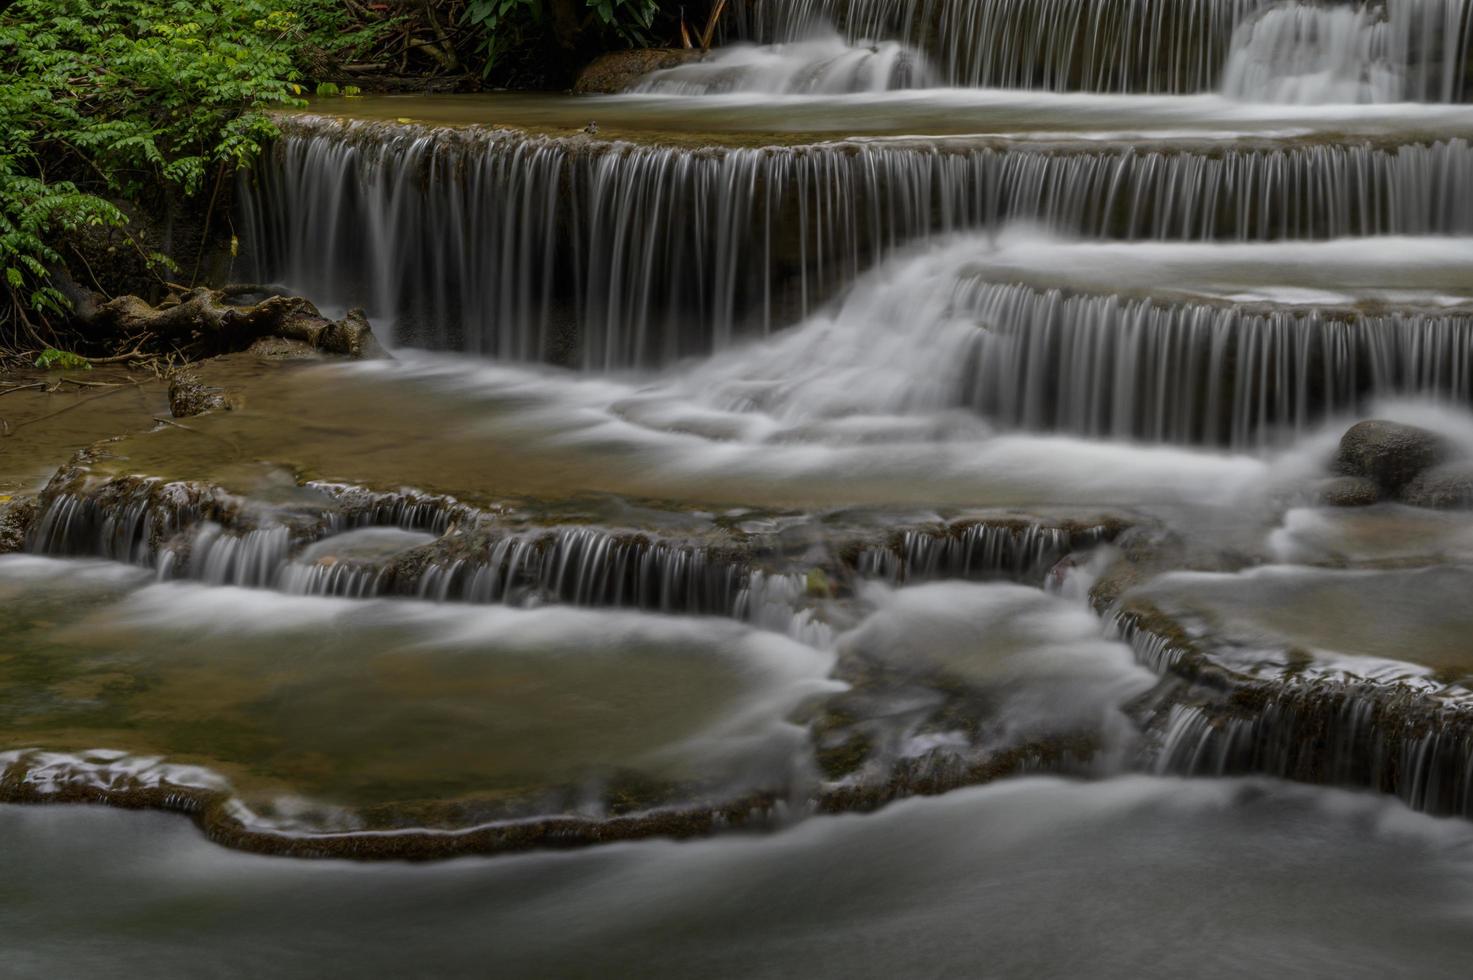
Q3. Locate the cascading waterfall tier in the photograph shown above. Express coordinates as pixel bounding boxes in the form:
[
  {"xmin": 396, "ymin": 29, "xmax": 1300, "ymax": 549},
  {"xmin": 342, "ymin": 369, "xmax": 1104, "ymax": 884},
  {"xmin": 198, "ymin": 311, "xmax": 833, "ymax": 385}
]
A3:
[
  {"xmin": 953, "ymin": 284, "xmax": 1473, "ymax": 446},
  {"xmin": 22, "ymin": 464, "xmax": 1123, "ymax": 626},
  {"xmin": 727, "ymin": 0, "xmax": 1473, "ymax": 99},
  {"xmin": 674, "ymin": 231, "xmax": 1473, "ymax": 447},
  {"xmin": 242, "ymin": 116, "xmax": 1473, "ymax": 367}
]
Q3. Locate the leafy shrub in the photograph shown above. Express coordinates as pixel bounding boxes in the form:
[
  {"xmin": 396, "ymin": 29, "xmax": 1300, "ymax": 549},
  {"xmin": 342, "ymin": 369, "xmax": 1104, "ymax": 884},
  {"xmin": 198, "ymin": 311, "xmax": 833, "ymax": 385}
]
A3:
[
  {"xmin": 0, "ymin": 0, "xmax": 366, "ymax": 345},
  {"xmin": 466, "ymin": 0, "xmax": 661, "ymax": 73}
]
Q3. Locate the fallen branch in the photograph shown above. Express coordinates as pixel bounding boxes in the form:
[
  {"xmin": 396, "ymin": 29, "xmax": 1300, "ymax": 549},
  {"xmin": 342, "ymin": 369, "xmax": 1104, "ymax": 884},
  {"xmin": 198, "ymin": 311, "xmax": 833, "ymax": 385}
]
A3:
[{"xmin": 86, "ymin": 348, "xmax": 147, "ymax": 364}]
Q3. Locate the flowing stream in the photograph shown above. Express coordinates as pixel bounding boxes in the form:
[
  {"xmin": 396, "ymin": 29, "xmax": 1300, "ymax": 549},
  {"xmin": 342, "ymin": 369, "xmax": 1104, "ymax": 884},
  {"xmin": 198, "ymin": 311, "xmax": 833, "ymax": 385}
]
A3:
[{"xmin": 6, "ymin": 0, "xmax": 1473, "ymax": 973}]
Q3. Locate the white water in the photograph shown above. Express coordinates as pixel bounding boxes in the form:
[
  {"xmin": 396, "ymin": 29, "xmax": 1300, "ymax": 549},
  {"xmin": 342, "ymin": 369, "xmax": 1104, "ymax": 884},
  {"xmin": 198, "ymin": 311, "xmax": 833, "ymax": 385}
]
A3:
[
  {"xmin": 633, "ymin": 32, "xmax": 933, "ymax": 93},
  {"xmin": 727, "ymin": 0, "xmax": 1473, "ymax": 100},
  {"xmin": 4, "ymin": 779, "xmax": 1472, "ymax": 976},
  {"xmin": 1222, "ymin": 4, "xmax": 1402, "ymax": 103}
]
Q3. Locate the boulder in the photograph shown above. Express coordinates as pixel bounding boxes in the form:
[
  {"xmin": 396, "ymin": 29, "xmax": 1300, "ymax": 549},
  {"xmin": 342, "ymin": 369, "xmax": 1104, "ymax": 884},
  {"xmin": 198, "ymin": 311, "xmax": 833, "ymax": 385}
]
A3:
[
  {"xmin": 1400, "ymin": 463, "xmax": 1473, "ymax": 510},
  {"xmin": 1317, "ymin": 476, "xmax": 1381, "ymax": 507},
  {"xmin": 573, "ymin": 48, "xmax": 706, "ymax": 94},
  {"xmin": 1333, "ymin": 420, "xmax": 1450, "ymax": 494}
]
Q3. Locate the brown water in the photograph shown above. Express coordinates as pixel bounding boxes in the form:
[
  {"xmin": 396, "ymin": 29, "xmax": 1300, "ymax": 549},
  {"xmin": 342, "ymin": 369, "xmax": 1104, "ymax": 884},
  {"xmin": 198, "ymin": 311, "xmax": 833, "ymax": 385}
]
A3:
[{"xmin": 0, "ymin": 370, "xmax": 168, "ymax": 494}]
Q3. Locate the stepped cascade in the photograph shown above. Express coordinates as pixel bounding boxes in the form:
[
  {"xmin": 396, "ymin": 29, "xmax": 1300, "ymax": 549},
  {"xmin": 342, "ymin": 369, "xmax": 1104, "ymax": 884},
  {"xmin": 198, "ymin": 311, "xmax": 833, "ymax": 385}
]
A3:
[
  {"xmin": 728, "ymin": 0, "xmax": 1473, "ymax": 98},
  {"xmin": 8, "ymin": 0, "xmax": 1473, "ymax": 970}
]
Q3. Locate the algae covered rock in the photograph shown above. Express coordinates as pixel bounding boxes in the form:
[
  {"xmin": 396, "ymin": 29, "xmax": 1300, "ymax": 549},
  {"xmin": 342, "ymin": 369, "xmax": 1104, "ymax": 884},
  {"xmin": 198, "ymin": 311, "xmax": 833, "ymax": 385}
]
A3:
[
  {"xmin": 0, "ymin": 496, "xmax": 37, "ymax": 553},
  {"xmin": 167, "ymin": 371, "xmax": 233, "ymax": 418},
  {"xmin": 1334, "ymin": 420, "xmax": 1450, "ymax": 494}
]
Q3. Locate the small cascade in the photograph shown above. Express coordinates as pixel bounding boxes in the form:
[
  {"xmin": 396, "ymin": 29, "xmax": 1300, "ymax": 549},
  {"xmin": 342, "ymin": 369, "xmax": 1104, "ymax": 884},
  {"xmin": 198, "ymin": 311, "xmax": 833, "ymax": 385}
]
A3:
[
  {"xmin": 274, "ymin": 559, "xmax": 386, "ymax": 598},
  {"xmin": 854, "ymin": 522, "xmax": 1107, "ymax": 583},
  {"xmin": 26, "ymin": 478, "xmax": 224, "ymax": 567},
  {"xmin": 185, "ymin": 524, "xmax": 293, "ymax": 588},
  {"xmin": 1221, "ymin": 4, "xmax": 1401, "ymax": 103},
  {"xmin": 631, "ymin": 35, "xmax": 932, "ymax": 93},
  {"xmin": 1106, "ymin": 586, "xmax": 1473, "ymax": 821},
  {"xmin": 733, "ymin": 569, "xmax": 835, "ymax": 646},
  {"xmin": 1150, "ymin": 693, "xmax": 1473, "ymax": 818},
  {"xmin": 243, "ymin": 120, "xmax": 1473, "ymax": 365},
  {"xmin": 417, "ymin": 527, "xmax": 753, "ymax": 615},
  {"xmin": 958, "ymin": 287, "xmax": 1473, "ymax": 446},
  {"xmin": 729, "ymin": 0, "xmax": 1473, "ymax": 98}
]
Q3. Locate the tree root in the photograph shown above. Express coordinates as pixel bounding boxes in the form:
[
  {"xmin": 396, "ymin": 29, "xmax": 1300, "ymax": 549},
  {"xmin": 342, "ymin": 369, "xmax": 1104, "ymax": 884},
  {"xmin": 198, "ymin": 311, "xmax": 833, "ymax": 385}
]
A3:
[{"xmin": 82, "ymin": 287, "xmax": 389, "ymax": 361}]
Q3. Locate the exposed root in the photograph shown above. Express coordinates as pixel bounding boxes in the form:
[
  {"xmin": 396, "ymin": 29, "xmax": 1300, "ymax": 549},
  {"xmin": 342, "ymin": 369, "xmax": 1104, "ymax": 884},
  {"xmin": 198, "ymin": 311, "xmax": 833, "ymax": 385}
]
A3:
[{"xmin": 78, "ymin": 287, "xmax": 389, "ymax": 361}]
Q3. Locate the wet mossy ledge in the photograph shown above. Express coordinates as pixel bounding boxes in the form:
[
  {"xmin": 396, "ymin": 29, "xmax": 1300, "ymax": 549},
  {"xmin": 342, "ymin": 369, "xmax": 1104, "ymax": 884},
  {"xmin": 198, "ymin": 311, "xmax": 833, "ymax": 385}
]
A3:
[
  {"xmin": 17, "ymin": 446, "xmax": 1129, "ymax": 608},
  {"xmin": 0, "ymin": 735, "xmax": 1103, "ymax": 862},
  {"xmin": 1090, "ymin": 553, "xmax": 1473, "ymax": 820}
]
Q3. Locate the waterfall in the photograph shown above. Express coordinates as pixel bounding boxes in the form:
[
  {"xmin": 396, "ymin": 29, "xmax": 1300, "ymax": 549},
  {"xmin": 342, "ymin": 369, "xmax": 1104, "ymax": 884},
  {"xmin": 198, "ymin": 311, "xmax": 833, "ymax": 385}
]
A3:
[
  {"xmin": 631, "ymin": 33, "xmax": 933, "ymax": 93},
  {"xmin": 728, "ymin": 0, "xmax": 1272, "ymax": 91},
  {"xmin": 957, "ymin": 287, "xmax": 1473, "ymax": 445},
  {"xmin": 1152, "ymin": 696, "xmax": 1473, "ymax": 818},
  {"xmin": 1222, "ymin": 0, "xmax": 1473, "ymax": 103},
  {"xmin": 853, "ymin": 522, "xmax": 1105, "ymax": 582},
  {"xmin": 417, "ymin": 527, "xmax": 752, "ymax": 614},
  {"xmin": 672, "ymin": 235, "xmax": 1473, "ymax": 447},
  {"xmin": 727, "ymin": 0, "xmax": 1473, "ymax": 98},
  {"xmin": 1221, "ymin": 5, "xmax": 1402, "ymax": 103},
  {"xmin": 242, "ymin": 118, "xmax": 1473, "ymax": 367}
]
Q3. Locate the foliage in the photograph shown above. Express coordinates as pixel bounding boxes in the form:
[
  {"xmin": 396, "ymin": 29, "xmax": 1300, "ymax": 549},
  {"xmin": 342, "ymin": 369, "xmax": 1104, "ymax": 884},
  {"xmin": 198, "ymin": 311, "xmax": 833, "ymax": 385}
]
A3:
[
  {"xmin": 466, "ymin": 0, "xmax": 661, "ymax": 73},
  {"xmin": 0, "ymin": 0, "xmax": 685, "ymax": 349},
  {"xmin": 34, "ymin": 347, "xmax": 93, "ymax": 370},
  {"xmin": 0, "ymin": 0, "xmax": 376, "ymax": 345}
]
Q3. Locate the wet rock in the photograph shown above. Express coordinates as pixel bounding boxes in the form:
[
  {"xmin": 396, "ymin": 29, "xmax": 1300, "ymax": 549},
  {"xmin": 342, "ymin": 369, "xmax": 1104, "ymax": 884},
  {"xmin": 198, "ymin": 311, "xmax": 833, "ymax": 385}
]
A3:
[
  {"xmin": 1318, "ymin": 475, "xmax": 1381, "ymax": 507},
  {"xmin": 1400, "ymin": 463, "xmax": 1473, "ymax": 510},
  {"xmin": 317, "ymin": 308, "xmax": 388, "ymax": 359},
  {"xmin": 573, "ymin": 48, "xmax": 706, "ymax": 94},
  {"xmin": 167, "ymin": 371, "xmax": 233, "ymax": 418},
  {"xmin": 0, "ymin": 496, "xmax": 38, "ymax": 553},
  {"xmin": 1334, "ymin": 420, "xmax": 1450, "ymax": 494}
]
